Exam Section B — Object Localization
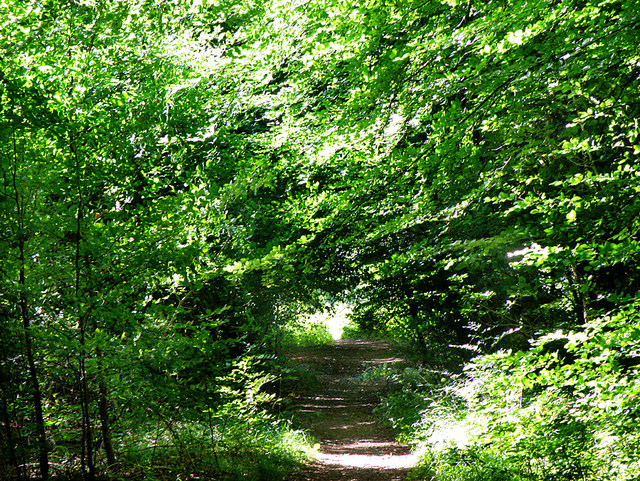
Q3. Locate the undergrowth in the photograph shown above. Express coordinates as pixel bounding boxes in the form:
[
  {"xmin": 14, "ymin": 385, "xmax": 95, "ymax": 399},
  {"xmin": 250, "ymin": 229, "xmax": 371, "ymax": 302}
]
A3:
[
  {"xmin": 116, "ymin": 418, "xmax": 314, "ymax": 481},
  {"xmin": 44, "ymin": 356, "xmax": 317, "ymax": 481},
  {"xmin": 276, "ymin": 316, "xmax": 334, "ymax": 348},
  {"xmin": 372, "ymin": 310, "xmax": 640, "ymax": 481}
]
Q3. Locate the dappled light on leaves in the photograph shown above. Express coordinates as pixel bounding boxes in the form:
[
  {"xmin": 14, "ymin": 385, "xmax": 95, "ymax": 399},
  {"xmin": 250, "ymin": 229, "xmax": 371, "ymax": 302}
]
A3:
[{"xmin": 1, "ymin": 0, "xmax": 639, "ymax": 479}]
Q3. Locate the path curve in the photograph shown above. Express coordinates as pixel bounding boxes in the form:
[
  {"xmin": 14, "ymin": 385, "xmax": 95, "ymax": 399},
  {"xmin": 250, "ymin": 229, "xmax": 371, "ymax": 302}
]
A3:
[{"xmin": 285, "ymin": 339, "xmax": 416, "ymax": 481}]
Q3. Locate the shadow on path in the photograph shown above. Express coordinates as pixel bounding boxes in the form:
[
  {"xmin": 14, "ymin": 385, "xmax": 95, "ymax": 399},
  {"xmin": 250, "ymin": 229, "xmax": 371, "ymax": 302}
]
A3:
[{"xmin": 286, "ymin": 339, "xmax": 416, "ymax": 481}]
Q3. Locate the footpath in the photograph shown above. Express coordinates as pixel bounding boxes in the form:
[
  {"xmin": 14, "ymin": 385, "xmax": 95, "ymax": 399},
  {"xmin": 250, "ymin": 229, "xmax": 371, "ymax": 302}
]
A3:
[{"xmin": 285, "ymin": 339, "xmax": 416, "ymax": 481}]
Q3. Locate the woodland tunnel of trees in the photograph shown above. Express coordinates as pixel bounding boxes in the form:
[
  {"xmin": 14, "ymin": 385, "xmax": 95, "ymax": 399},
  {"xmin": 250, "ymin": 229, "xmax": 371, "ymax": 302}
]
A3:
[{"xmin": 2, "ymin": 0, "xmax": 640, "ymax": 479}]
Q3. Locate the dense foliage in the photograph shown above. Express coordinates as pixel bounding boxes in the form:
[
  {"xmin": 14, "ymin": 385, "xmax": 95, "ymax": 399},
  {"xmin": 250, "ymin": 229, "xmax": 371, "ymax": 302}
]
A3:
[{"xmin": 1, "ymin": 0, "xmax": 639, "ymax": 479}]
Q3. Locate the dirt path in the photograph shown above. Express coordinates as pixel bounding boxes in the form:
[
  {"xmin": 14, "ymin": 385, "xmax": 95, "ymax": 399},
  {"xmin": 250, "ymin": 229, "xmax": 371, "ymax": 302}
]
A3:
[{"xmin": 285, "ymin": 339, "xmax": 417, "ymax": 481}]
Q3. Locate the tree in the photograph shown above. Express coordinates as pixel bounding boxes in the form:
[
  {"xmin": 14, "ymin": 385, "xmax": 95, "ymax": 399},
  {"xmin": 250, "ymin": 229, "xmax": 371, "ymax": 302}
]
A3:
[{"xmin": 2, "ymin": 0, "xmax": 640, "ymax": 478}]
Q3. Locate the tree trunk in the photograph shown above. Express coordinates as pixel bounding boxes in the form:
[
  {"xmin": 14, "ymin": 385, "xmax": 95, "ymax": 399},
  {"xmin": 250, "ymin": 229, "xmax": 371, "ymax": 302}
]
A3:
[
  {"xmin": 0, "ymin": 389, "xmax": 26, "ymax": 481},
  {"xmin": 79, "ymin": 366, "xmax": 96, "ymax": 481},
  {"xmin": 19, "ymin": 241, "xmax": 49, "ymax": 481},
  {"xmin": 72, "ymin": 140, "xmax": 96, "ymax": 481},
  {"xmin": 567, "ymin": 265, "xmax": 588, "ymax": 325},
  {"xmin": 0, "ymin": 317, "xmax": 26, "ymax": 481},
  {"xmin": 98, "ymin": 379, "xmax": 116, "ymax": 467},
  {"xmin": 9, "ymin": 135, "xmax": 49, "ymax": 480}
]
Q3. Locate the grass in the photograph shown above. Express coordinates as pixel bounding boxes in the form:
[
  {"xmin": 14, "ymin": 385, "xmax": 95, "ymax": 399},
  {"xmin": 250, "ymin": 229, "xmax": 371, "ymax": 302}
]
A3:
[{"xmin": 112, "ymin": 411, "xmax": 316, "ymax": 481}]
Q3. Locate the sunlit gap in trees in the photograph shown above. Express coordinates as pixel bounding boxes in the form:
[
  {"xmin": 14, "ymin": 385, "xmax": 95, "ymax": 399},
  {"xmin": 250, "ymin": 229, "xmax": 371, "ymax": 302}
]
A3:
[{"xmin": 306, "ymin": 302, "xmax": 352, "ymax": 340}]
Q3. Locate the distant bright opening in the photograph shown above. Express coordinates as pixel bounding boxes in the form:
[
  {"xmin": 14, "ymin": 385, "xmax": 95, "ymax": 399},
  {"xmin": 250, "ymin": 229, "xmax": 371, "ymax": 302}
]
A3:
[{"xmin": 306, "ymin": 303, "xmax": 352, "ymax": 340}]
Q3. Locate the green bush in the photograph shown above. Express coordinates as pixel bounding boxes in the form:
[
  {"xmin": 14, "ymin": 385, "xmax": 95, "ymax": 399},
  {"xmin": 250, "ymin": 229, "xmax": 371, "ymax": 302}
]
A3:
[
  {"xmin": 277, "ymin": 317, "xmax": 334, "ymax": 348},
  {"xmin": 114, "ymin": 356, "xmax": 316, "ymax": 481},
  {"xmin": 379, "ymin": 306, "xmax": 640, "ymax": 481}
]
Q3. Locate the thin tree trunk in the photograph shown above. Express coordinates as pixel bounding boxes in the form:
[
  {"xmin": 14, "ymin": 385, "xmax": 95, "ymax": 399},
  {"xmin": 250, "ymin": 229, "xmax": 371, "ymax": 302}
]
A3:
[
  {"xmin": 72, "ymin": 139, "xmax": 96, "ymax": 481},
  {"xmin": 98, "ymin": 378, "xmax": 116, "ymax": 467},
  {"xmin": 0, "ymin": 319, "xmax": 26, "ymax": 481},
  {"xmin": 77, "ymin": 252, "xmax": 96, "ymax": 481},
  {"xmin": 567, "ymin": 265, "xmax": 588, "ymax": 325},
  {"xmin": 11, "ymin": 146, "xmax": 49, "ymax": 480},
  {"xmin": 0, "ymin": 389, "xmax": 26, "ymax": 481},
  {"xmin": 19, "ymin": 241, "xmax": 49, "ymax": 481},
  {"xmin": 79, "ymin": 366, "xmax": 96, "ymax": 481}
]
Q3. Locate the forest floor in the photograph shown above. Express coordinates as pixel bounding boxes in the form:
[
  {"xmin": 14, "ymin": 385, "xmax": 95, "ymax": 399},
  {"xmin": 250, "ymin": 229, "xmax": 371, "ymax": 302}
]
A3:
[{"xmin": 283, "ymin": 339, "xmax": 417, "ymax": 481}]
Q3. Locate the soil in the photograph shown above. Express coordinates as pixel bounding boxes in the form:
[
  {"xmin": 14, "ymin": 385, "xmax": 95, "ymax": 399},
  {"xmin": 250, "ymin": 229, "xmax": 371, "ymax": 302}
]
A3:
[{"xmin": 283, "ymin": 339, "xmax": 417, "ymax": 481}]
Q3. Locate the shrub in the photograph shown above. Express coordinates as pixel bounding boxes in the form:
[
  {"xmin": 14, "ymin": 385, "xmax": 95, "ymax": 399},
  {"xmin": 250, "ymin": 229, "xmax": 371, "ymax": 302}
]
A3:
[{"xmin": 379, "ymin": 306, "xmax": 640, "ymax": 480}]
